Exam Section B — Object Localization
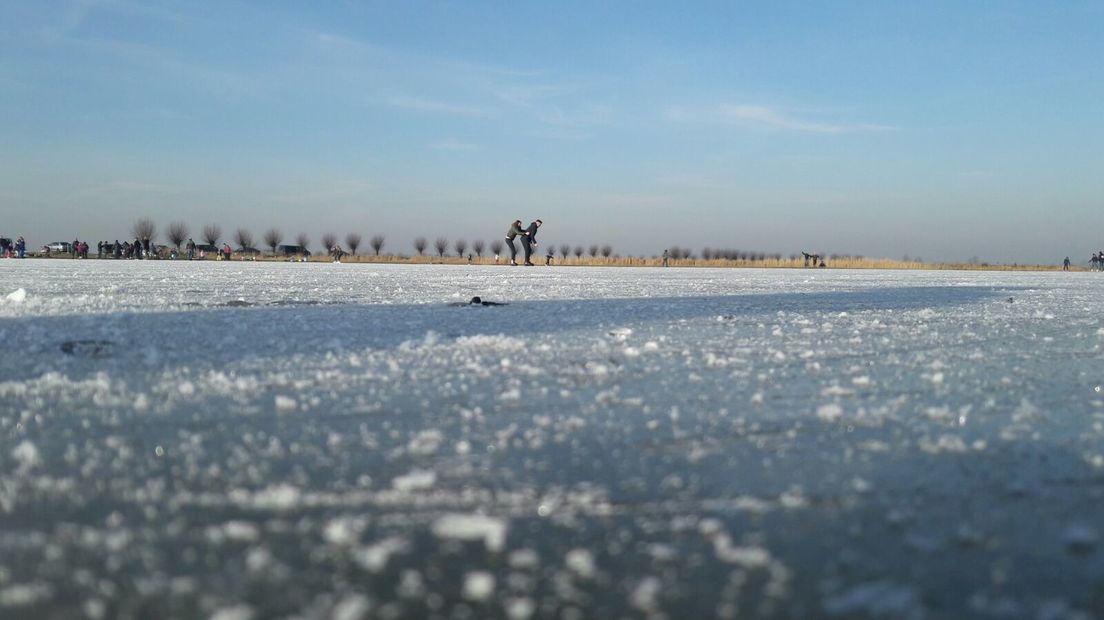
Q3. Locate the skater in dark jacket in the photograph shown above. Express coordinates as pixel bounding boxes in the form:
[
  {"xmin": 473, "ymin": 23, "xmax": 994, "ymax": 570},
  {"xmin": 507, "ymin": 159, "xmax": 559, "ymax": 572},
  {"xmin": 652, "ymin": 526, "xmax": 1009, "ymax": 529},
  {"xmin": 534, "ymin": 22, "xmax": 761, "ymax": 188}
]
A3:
[
  {"xmin": 521, "ymin": 219, "xmax": 542, "ymax": 266},
  {"xmin": 505, "ymin": 220, "xmax": 523, "ymax": 266}
]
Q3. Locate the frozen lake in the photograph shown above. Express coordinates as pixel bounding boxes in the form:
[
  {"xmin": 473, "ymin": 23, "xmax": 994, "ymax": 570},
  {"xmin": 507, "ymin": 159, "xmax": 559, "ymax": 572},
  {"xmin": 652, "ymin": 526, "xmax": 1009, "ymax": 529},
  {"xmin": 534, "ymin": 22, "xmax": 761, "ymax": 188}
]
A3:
[{"xmin": 2, "ymin": 260, "xmax": 1102, "ymax": 619}]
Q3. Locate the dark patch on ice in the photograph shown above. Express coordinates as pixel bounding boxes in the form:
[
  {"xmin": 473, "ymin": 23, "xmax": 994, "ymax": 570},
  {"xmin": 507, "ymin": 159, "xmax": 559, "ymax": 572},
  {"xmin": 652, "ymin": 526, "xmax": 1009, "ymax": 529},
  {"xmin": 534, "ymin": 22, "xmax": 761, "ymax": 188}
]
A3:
[
  {"xmin": 60, "ymin": 339, "xmax": 115, "ymax": 357},
  {"xmin": 268, "ymin": 300, "xmax": 343, "ymax": 307},
  {"xmin": 183, "ymin": 300, "xmax": 255, "ymax": 308},
  {"xmin": 449, "ymin": 296, "xmax": 508, "ymax": 307}
]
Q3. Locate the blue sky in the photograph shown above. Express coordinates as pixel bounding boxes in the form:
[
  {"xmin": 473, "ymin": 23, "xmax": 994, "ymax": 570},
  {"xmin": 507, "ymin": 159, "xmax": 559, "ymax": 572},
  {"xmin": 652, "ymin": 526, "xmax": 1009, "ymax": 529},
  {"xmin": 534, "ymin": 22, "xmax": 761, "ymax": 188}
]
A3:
[{"xmin": 2, "ymin": 1, "xmax": 1102, "ymax": 263}]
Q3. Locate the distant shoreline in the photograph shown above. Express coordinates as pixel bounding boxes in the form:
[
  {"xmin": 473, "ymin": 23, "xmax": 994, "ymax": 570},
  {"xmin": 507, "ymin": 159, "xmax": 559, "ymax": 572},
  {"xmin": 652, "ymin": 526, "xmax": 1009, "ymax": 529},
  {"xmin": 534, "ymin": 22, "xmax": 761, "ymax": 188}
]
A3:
[{"xmin": 12, "ymin": 253, "xmax": 1079, "ymax": 272}]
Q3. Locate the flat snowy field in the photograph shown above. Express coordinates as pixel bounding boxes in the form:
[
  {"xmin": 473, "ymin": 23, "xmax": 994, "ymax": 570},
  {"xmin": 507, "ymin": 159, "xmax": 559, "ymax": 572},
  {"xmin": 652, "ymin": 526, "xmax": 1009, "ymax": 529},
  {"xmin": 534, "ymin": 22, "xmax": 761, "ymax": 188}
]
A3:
[{"xmin": 2, "ymin": 260, "xmax": 1102, "ymax": 619}]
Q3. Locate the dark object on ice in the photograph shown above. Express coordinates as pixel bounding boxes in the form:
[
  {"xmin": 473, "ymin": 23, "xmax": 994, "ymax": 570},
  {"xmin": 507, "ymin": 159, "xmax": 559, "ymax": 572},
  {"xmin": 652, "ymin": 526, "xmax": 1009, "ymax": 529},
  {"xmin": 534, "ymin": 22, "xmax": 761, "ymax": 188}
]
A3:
[
  {"xmin": 450, "ymin": 296, "xmax": 507, "ymax": 307},
  {"xmin": 60, "ymin": 340, "xmax": 115, "ymax": 358},
  {"xmin": 1007, "ymin": 297, "xmax": 1014, "ymax": 303}
]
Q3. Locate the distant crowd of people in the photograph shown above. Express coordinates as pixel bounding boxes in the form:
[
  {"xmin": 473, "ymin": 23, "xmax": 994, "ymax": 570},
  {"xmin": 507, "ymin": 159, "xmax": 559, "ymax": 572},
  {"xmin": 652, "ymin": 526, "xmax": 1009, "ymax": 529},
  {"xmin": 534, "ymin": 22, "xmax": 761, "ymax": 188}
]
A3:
[{"xmin": 0, "ymin": 236, "xmax": 26, "ymax": 258}]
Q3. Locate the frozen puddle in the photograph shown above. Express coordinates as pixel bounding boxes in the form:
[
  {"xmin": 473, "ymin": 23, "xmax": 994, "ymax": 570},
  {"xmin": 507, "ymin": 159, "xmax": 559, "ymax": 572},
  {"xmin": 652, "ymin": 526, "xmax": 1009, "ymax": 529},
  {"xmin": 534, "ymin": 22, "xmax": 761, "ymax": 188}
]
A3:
[{"xmin": 1, "ymin": 261, "xmax": 1103, "ymax": 618}]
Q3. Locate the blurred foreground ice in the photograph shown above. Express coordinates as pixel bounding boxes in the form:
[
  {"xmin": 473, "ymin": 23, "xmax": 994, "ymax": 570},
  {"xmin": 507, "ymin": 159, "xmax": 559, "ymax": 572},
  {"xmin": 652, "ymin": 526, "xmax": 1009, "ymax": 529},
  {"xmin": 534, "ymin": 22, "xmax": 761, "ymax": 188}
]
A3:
[{"xmin": 1, "ymin": 261, "xmax": 1103, "ymax": 619}]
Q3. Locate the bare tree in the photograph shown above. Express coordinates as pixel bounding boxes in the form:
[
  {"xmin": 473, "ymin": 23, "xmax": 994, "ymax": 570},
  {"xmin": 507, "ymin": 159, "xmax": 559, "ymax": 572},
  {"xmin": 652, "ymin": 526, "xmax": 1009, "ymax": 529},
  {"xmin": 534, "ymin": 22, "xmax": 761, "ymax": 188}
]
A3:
[
  {"xmin": 573, "ymin": 245, "xmax": 584, "ymax": 259},
  {"xmin": 235, "ymin": 228, "xmax": 254, "ymax": 251},
  {"xmin": 132, "ymin": 217, "xmax": 157, "ymax": 242},
  {"xmin": 203, "ymin": 223, "xmax": 221, "ymax": 247},
  {"xmin": 369, "ymin": 234, "xmax": 385, "ymax": 256},
  {"xmin": 472, "ymin": 240, "xmax": 485, "ymax": 257},
  {"xmin": 600, "ymin": 245, "xmax": 612, "ymax": 258},
  {"xmin": 559, "ymin": 244, "xmax": 570, "ymax": 259},
  {"xmin": 490, "ymin": 240, "xmax": 503, "ymax": 257},
  {"xmin": 454, "ymin": 239, "xmax": 467, "ymax": 257},
  {"xmin": 296, "ymin": 233, "xmax": 310, "ymax": 253},
  {"xmin": 321, "ymin": 233, "xmax": 337, "ymax": 252},
  {"xmin": 347, "ymin": 233, "xmax": 363, "ymax": 255},
  {"xmin": 264, "ymin": 228, "xmax": 282, "ymax": 255},
  {"xmin": 434, "ymin": 237, "xmax": 449, "ymax": 258},
  {"xmin": 167, "ymin": 221, "xmax": 188, "ymax": 249},
  {"xmin": 588, "ymin": 244, "xmax": 599, "ymax": 258},
  {"xmin": 413, "ymin": 237, "xmax": 427, "ymax": 255}
]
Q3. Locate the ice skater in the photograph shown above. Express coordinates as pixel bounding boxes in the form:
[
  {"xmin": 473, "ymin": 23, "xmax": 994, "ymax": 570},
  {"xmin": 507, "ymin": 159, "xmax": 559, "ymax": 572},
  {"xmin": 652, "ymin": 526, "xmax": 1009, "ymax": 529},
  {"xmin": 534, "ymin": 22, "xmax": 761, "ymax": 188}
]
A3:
[
  {"xmin": 521, "ymin": 219, "xmax": 542, "ymax": 266},
  {"xmin": 1064, "ymin": 256, "xmax": 1071, "ymax": 271},
  {"xmin": 505, "ymin": 220, "xmax": 523, "ymax": 266}
]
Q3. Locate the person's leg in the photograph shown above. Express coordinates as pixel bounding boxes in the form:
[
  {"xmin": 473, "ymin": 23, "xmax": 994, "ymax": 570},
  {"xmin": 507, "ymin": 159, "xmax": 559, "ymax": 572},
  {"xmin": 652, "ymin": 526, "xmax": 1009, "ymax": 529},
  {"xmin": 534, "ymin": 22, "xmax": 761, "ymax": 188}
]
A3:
[{"xmin": 522, "ymin": 239, "xmax": 533, "ymax": 264}]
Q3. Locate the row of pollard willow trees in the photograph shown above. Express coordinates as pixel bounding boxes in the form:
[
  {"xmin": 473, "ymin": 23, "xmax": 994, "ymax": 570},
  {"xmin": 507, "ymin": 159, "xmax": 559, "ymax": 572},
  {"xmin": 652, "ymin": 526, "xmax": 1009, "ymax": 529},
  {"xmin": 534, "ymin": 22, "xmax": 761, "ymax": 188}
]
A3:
[
  {"xmin": 139, "ymin": 218, "xmax": 620, "ymax": 261},
  {"xmin": 141, "ymin": 218, "xmax": 822, "ymax": 263}
]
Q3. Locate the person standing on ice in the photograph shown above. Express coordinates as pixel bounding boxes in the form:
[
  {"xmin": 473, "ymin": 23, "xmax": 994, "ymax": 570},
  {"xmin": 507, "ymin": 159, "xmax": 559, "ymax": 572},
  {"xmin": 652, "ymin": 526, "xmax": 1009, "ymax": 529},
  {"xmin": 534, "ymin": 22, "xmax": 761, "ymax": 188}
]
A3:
[
  {"xmin": 186, "ymin": 238, "xmax": 196, "ymax": 260},
  {"xmin": 1064, "ymin": 256, "xmax": 1071, "ymax": 271},
  {"xmin": 520, "ymin": 219, "xmax": 542, "ymax": 266},
  {"xmin": 504, "ymin": 220, "xmax": 523, "ymax": 266}
]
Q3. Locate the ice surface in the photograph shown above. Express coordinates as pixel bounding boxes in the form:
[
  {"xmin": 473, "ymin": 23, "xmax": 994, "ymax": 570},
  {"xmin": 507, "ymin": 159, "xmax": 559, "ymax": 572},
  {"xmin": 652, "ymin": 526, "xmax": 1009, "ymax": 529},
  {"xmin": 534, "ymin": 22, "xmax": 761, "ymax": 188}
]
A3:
[{"xmin": 2, "ymin": 260, "xmax": 1104, "ymax": 618}]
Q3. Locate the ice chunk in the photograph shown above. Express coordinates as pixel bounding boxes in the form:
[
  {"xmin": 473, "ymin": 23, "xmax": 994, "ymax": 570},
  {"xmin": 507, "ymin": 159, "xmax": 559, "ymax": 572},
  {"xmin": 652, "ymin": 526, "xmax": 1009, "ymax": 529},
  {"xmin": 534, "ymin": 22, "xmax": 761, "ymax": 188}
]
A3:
[
  {"xmin": 208, "ymin": 605, "xmax": 255, "ymax": 620},
  {"xmin": 431, "ymin": 514, "xmax": 507, "ymax": 552},
  {"xmin": 565, "ymin": 549, "xmax": 596, "ymax": 579},
  {"xmin": 391, "ymin": 469, "xmax": 437, "ymax": 492},
  {"xmin": 462, "ymin": 571, "xmax": 495, "ymax": 602},
  {"xmin": 12, "ymin": 440, "xmax": 40, "ymax": 472},
  {"xmin": 4, "ymin": 288, "xmax": 26, "ymax": 303},
  {"xmin": 323, "ymin": 517, "xmax": 364, "ymax": 546},
  {"xmin": 354, "ymin": 537, "xmax": 408, "ymax": 573},
  {"xmin": 504, "ymin": 598, "xmax": 536, "ymax": 620},
  {"xmin": 331, "ymin": 595, "xmax": 372, "ymax": 620},
  {"xmin": 407, "ymin": 430, "xmax": 444, "ymax": 455},
  {"xmin": 274, "ymin": 395, "xmax": 297, "ymax": 412},
  {"xmin": 630, "ymin": 577, "xmax": 662, "ymax": 612},
  {"xmin": 249, "ymin": 484, "xmax": 301, "ymax": 511},
  {"xmin": 817, "ymin": 404, "xmax": 843, "ymax": 423}
]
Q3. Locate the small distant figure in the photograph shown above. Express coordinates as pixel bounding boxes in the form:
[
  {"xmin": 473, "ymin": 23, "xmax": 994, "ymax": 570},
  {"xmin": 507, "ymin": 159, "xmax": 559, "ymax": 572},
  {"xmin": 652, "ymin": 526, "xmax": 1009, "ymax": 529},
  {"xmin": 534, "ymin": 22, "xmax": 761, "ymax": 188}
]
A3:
[
  {"xmin": 467, "ymin": 253, "xmax": 473, "ymax": 265},
  {"xmin": 1063, "ymin": 256, "xmax": 1071, "ymax": 271},
  {"xmin": 1092, "ymin": 253, "xmax": 1101, "ymax": 271},
  {"xmin": 545, "ymin": 249, "xmax": 553, "ymax": 266},
  {"xmin": 494, "ymin": 253, "xmax": 500, "ymax": 264},
  {"xmin": 802, "ymin": 251, "xmax": 812, "ymax": 267},
  {"xmin": 662, "ymin": 249, "xmax": 669, "ymax": 267},
  {"xmin": 186, "ymin": 238, "xmax": 196, "ymax": 260},
  {"xmin": 222, "ymin": 243, "xmax": 232, "ymax": 261}
]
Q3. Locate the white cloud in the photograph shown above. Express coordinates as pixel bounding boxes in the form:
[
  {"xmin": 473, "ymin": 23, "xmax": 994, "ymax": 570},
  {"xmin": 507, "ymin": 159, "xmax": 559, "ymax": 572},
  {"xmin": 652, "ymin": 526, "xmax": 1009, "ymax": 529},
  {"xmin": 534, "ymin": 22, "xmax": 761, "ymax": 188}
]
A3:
[{"xmin": 667, "ymin": 104, "xmax": 895, "ymax": 134}]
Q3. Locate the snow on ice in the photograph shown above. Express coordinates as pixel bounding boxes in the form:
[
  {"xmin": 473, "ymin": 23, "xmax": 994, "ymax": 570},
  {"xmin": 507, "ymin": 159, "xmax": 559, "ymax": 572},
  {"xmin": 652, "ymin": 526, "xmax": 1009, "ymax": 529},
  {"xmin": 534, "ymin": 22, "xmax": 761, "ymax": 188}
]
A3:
[{"xmin": 1, "ymin": 260, "xmax": 1103, "ymax": 617}]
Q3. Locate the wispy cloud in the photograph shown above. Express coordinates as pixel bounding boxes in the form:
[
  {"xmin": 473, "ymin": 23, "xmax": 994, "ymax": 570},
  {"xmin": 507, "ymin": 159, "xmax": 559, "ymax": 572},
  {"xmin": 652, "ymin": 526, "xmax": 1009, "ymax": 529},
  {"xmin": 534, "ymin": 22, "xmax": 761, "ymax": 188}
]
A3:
[
  {"xmin": 68, "ymin": 181, "xmax": 182, "ymax": 200},
  {"xmin": 385, "ymin": 95, "xmax": 489, "ymax": 117},
  {"xmin": 311, "ymin": 30, "xmax": 608, "ymax": 139},
  {"xmin": 719, "ymin": 105, "xmax": 895, "ymax": 133},
  {"xmin": 430, "ymin": 140, "xmax": 480, "ymax": 152},
  {"xmin": 266, "ymin": 179, "xmax": 375, "ymax": 205},
  {"xmin": 669, "ymin": 104, "xmax": 895, "ymax": 134}
]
